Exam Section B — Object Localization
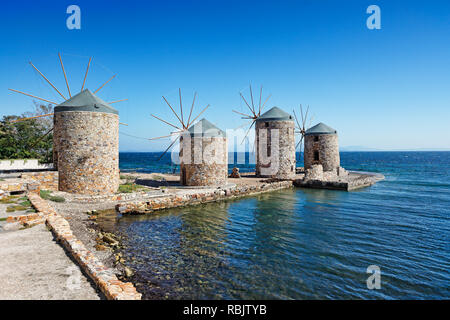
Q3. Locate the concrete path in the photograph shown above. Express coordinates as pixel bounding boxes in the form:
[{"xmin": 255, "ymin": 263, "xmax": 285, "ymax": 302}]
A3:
[{"xmin": 0, "ymin": 224, "xmax": 101, "ymax": 300}]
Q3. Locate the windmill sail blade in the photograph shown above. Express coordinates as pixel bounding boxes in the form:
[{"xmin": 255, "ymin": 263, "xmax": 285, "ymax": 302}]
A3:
[
  {"xmin": 151, "ymin": 114, "xmax": 182, "ymax": 131},
  {"xmin": 232, "ymin": 109, "xmax": 252, "ymax": 118},
  {"xmin": 300, "ymin": 104, "xmax": 305, "ymax": 129},
  {"xmin": 10, "ymin": 113, "xmax": 54, "ymax": 123},
  {"xmin": 258, "ymin": 86, "xmax": 263, "ymax": 116},
  {"xmin": 81, "ymin": 57, "xmax": 92, "ymax": 92},
  {"xmin": 241, "ymin": 120, "xmax": 255, "ymax": 145},
  {"xmin": 162, "ymin": 96, "xmax": 184, "ymax": 128},
  {"xmin": 308, "ymin": 114, "xmax": 315, "ymax": 129},
  {"xmin": 29, "ymin": 61, "xmax": 66, "ymax": 100},
  {"xmin": 30, "ymin": 127, "xmax": 53, "ymax": 149},
  {"xmin": 296, "ymin": 135, "xmax": 303, "ymax": 150},
  {"xmin": 158, "ymin": 135, "xmax": 180, "ymax": 161},
  {"xmin": 186, "ymin": 92, "xmax": 197, "ymax": 128},
  {"xmin": 249, "ymin": 84, "xmax": 255, "ymax": 114},
  {"xmin": 303, "ymin": 105, "xmax": 310, "ymax": 129},
  {"xmin": 188, "ymin": 104, "xmax": 210, "ymax": 127},
  {"xmin": 233, "ymin": 120, "xmax": 252, "ymax": 131},
  {"xmin": 293, "ymin": 109, "xmax": 302, "ymax": 131},
  {"xmin": 179, "ymin": 88, "xmax": 184, "ymax": 128},
  {"xmin": 296, "ymin": 139, "xmax": 302, "ymax": 150},
  {"xmin": 8, "ymin": 89, "xmax": 58, "ymax": 106},
  {"xmin": 94, "ymin": 74, "xmax": 116, "ymax": 94},
  {"xmin": 58, "ymin": 53, "xmax": 71, "ymax": 98},
  {"xmin": 240, "ymin": 92, "xmax": 255, "ymax": 116},
  {"xmin": 148, "ymin": 131, "xmax": 182, "ymax": 141},
  {"xmin": 260, "ymin": 94, "xmax": 271, "ymax": 113},
  {"xmin": 108, "ymin": 99, "xmax": 128, "ymax": 104}
]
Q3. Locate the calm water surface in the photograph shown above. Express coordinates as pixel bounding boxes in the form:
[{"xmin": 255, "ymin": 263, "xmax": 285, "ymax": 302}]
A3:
[{"xmin": 104, "ymin": 152, "xmax": 449, "ymax": 299}]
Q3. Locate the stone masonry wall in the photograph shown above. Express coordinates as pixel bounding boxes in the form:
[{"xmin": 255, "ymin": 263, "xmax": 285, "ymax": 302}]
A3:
[
  {"xmin": 54, "ymin": 111, "xmax": 119, "ymax": 195},
  {"xmin": 6, "ymin": 193, "xmax": 141, "ymax": 300},
  {"xmin": 180, "ymin": 136, "xmax": 228, "ymax": 186},
  {"xmin": 117, "ymin": 180, "xmax": 294, "ymax": 214},
  {"xmin": 304, "ymin": 134, "xmax": 340, "ymax": 172},
  {"xmin": 255, "ymin": 120, "xmax": 296, "ymax": 179},
  {"xmin": 21, "ymin": 171, "xmax": 58, "ymax": 191}
]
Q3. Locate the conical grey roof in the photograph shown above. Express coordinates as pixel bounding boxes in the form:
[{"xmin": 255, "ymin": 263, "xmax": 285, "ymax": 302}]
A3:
[
  {"xmin": 256, "ymin": 106, "xmax": 293, "ymax": 122},
  {"xmin": 187, "ymin": 118, "xmax": 226, "ymax": 137},
  {"xmin": 305, "ymin": 122, "xmax": 337, "ymax": 135},
  {"xmin": 54, "ymin": 89, "xmax": 118, "ymax": 115}
]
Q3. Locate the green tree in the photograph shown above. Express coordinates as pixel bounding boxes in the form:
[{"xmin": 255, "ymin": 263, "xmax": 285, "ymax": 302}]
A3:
[{"xmin": 0, "ymin": 102, "xmax": 53, "ymax": 163}]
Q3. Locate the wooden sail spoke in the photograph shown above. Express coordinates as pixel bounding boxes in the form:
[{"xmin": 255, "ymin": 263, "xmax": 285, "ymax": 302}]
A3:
[
  {"xmin": 240, "ymin": 92, "xmax": 255, "ymax": 116},
  {"xmin": 157, "ymin": 135, "xmax": 180, "ymax": 161},
  {"xmin": 241, "ymin": 120, "xmax": 256, "ymax": 145},
  {"xmin": 81, "ymin": 57, "xmax": 92, "ymax": 92},
  {"xmin": 260, "ymin": 94, "xmax": 271, "ymax": 114},
  {"xmin": 8, "ymin": 89, "xmax": 59, "ymax": 106},
  {"xmin": 258, "ymin": 86, "xmax": 263, "ymax": 116},
  {"xmin": 151, "ymin": 114, "xmax": 182, "ymax": 131},
  {"xmin": 188, "ymin": 104, "xmax": 210, "ymax": 128},
  {"xmin": 300, "ymin": 104, "xmax": 305, "ymax": 128},
  {"xmin": 148, "ymin": 131, "xmax": 182, "ymax": 141},
  {"xmin": 108, "ymin": 99, "xmax": 128, "ymax": 104},
  {"xmin": 29, "ymin": 61, "xmax": 66, "ymax": 100},
  {"xmin": 293, "ymin": 109, "xmax": 302, "ymax": 131},
  {"xmin": 249, "ymin": 84, "xmax": 255, "ymax": 114},
  {"xmin": 94, "ymin": 74, "xmax": 116, "ymax": 94},
  {"xmin": 162, "ymin": 96, "xmax": 184, "ymax": 128},
  {"xmin": 30, "ymin": 127, "xmax": 54, "ymax": 149},
  {"xmin": 10, "ymin": 113, "xmax": 54, "ymax": 123},
  {"xmin": 179, "ymin": 88, "xmax": 184, "ymax": 128},
  {"xmin": 232, "ymin": 109, "xmax": 252, "ymax": 118},
  {"xmin": 58, "ymin": 53, "xmax": 71, "ymax": 98},
  {"xmin": 186, "ymin": 92, "xmax": 197, "ymax": 128},
  {"xmin": 303, "ymin": 106, "xmax": 310, "ymax": 129}
]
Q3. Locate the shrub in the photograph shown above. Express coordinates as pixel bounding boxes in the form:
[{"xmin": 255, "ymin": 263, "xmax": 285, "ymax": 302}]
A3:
[
  {"xmin": 117, "ymin": 183, "xmax": 146, "ymax": 193},
  {"xmin": 40, "ymin": 189, "xmax": 65, "ymax": 202}
]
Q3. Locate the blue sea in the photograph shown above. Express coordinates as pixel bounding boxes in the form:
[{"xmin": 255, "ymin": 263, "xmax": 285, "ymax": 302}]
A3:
[{"xmin": 106, "ymin": 152, "xmax": 450, "ymax": 299}]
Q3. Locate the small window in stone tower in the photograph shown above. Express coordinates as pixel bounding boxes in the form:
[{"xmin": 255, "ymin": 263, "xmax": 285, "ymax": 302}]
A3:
[
  {"xmin": 265, "ymin": 122, "xmax": 269, "ymax": 127},
  {"xmin": 267, "ymin": 144, "xmax": 271, "ymax": 157},
  {"xmin": 314, "ymin": 136, "xmax": 319, "ymax": 142},
  {"xmin": 314, "ymin": 150, "xmax": 319, "ymax": 161}
]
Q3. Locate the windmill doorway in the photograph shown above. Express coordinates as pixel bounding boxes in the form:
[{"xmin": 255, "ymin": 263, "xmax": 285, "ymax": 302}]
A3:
[{"xmin": 181, "ymin": 167, "xmax": 187, "ymax": 185}]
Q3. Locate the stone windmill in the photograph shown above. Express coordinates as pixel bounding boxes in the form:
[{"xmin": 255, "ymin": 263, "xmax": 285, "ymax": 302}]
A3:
[
  {"xmin": 233, "ymin": 85, "xmax": 296, "ymax": 179},
  {"xmin": 8, "ymin": 53, "xmax": 127, "ymax": 195},
  {"xmin": 150, "ymin": 90, "xmax": 228, "ymax": 186}
]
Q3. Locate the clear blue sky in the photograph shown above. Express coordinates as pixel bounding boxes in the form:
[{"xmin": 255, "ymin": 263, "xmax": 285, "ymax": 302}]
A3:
[{"xmin": 1, "ymin": 0, "xmax": 449, "ymax": 151}]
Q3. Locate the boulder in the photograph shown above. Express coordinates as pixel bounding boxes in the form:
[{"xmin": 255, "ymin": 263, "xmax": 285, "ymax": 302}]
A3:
[{"xmin": 229, "ymin": 167, "xmax": 241, "ymax": 178}]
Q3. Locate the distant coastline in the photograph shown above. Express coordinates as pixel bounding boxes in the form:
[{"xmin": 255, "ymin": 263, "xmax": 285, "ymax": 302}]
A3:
[{"xmin": 118, "ymin": 149, "xmax": 450, "ymax": 153}]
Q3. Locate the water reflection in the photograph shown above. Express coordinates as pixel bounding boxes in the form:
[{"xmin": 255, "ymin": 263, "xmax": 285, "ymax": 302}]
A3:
[{"xmin": 97, "ymin": 180, "xmax": 449, "ymax": 300}]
